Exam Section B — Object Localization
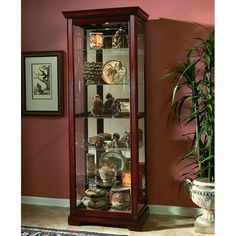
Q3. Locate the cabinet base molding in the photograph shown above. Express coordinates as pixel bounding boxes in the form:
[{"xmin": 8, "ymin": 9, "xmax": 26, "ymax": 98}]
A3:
[
  {"xmin": 68, "ymin": 206, "xmax": 149, "ymax": 231},
  {"xmin": 21, "ymin": 196, "xmax": 201, "ymax": 217}
]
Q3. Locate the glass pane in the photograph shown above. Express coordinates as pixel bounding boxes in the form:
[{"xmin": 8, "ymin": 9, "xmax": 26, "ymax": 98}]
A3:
[
  {"xmin": 137, "ymin": 20, "xmax": 146, "ymax": 210},
  {"xmin": 138, "ymin": 118, "xmax": 146, "ymax": 209},
  {"xmin": 74, "ymin": 22, "xmax": 132, "ymax": 213},
  {"xmin": 137, "ymin": 22, "xmax": 145, "ymax": 113}
]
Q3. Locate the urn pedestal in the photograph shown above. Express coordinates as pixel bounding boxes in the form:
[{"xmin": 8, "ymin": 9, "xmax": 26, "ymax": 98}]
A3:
[{"xmin": 186, "ymin": 179, "xmax": 215, "ymax": 234}]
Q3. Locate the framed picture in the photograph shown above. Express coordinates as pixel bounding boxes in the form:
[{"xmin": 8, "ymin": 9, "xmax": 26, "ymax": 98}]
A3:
[
  {"xmin": 22, "ymin": 51, "xmax": 64, "ymax": 116},
  {"xmin": 116, "ymin": 98, "xmax": 130, "ymax": 116}
]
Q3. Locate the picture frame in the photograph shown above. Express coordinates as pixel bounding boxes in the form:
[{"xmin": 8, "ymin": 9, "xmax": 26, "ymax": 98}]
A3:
[
  {"xmin": 116, "ymin": 98, "xmax": 130, "ymax": 116},
  {"xmin": 22, "ymin": 51, "xmax": 64, "ymax": 116}
]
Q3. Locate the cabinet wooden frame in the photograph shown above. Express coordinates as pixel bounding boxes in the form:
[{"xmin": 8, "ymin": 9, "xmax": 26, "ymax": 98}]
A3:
[{"xmin": 63, "ymin": 7, "xmax": 149, "ymax": 231}]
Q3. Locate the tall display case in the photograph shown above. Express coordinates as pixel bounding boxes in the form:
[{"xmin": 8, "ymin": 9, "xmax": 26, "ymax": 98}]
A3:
[{"xmin": 63, "ymin": 7, "xmax": 149, "ymax": 230}]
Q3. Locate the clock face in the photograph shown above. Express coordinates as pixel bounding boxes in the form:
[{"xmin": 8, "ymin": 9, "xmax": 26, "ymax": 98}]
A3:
[{"xmin": 99, "ymin": 150, "xmax": 126, "ymax": 172}]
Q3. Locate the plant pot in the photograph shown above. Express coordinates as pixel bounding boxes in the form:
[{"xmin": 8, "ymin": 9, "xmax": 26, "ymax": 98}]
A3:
[{"xmin": 186, "ymin": 178, "xmax": 215, "ymax": 234}]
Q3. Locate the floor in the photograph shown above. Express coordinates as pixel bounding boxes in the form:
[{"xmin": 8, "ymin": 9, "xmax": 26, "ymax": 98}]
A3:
[{"xmin": 21, "ymin": 204, "xmax": 214, "ymax": 236}]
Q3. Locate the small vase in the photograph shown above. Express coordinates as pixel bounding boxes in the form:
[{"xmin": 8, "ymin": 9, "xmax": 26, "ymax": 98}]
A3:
[{"xmin": 98, "ymin": 165, "xmax": 115, "ymax": 183}]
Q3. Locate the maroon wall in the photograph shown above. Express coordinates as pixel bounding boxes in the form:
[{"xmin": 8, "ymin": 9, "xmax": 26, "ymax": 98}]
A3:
[
  {"xmin": 146, "ymin": 19, "xmax": 213, "ymax": 205},
  {"xmin": 21, "ymin": 0, "xmax": 214, "ymax": 206}
]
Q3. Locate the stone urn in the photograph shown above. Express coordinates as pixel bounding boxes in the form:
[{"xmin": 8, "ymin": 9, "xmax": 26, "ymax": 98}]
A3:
[{"xmin": 186, "ymin": 179, "xmax": 215, "ymax": 234}]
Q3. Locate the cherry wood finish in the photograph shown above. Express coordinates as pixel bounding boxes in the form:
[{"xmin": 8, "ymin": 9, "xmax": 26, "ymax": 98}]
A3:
[{"xmin": 63, "ymin": 7, "xmax": 149, "ymax": 230}]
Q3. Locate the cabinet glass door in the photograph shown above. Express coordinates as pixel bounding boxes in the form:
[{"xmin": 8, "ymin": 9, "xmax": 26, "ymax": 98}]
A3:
[{"xmin": 74, "ymin": 22, "xmax": 133, "ymax": 213}]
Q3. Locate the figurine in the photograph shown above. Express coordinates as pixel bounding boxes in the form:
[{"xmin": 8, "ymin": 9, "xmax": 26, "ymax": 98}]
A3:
[
  {"xmin": 112, "ymin": 28, "xmax": 124, "ymax": 48},
  {"xmin": 91, "ymin": 94, "xmax": 103, "ymax": 116},
  {"xmin": 120, "ymin": 131, "xmax": 131, "ymax": 148},
  {"xmin": 111, "ymin": 100, "xmax": 121, "ymax": 116},
  {"xmin": 95, "ymin": 139, "xmax": 104, "ymax": 148},
  {"xmin": 112, "ymin": 26, "xmax": 128, "ymax": 48},
  {"xmin": 103, "ymin": 93, "xmax": 121, "ymax": 116},
  {"xmin": 108, "ymin": 133, "xmax": 120, "ymax": 148},
  {"xmin": 104, "ymin": 93, "xmax": 115, "ymax": 114}
]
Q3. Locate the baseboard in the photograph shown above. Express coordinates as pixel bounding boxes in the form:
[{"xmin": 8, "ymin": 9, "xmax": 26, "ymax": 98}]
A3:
[
  {"xmin": 148, "ymin": 204, "xmax": 202, "ymax": 217},
  {"xmin": 21, "ymin": 196, "xmax": 70, "ymax": 207},
  {"xmin": 21, "ymin": 196, "xmax": 202, "ymax": 217}
]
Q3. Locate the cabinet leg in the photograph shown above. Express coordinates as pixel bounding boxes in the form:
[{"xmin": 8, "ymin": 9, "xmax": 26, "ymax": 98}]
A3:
[{"xmin": 68, "ymin": 215, "xmax": 81, "ymax": 226}]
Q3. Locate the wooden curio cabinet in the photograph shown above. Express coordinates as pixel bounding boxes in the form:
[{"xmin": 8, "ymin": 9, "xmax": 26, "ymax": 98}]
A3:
[{"xmin": 63, "ymin": 7, "xmax": 149, "ymax": 230}]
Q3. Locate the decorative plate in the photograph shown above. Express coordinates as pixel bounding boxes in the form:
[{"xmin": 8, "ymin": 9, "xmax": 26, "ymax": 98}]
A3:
[
  {"xmin": 102, "ymin": 60, "xmax": 127, "ymax": 84},
  {"xmin": 99, "ymin": 150, "xmax": 126, "ymax": 172}
]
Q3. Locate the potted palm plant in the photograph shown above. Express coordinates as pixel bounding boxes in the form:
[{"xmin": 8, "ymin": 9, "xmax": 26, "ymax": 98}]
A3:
[{"xmin": 161, "ymin": 32, "xmax": 214, "ymax": 234}]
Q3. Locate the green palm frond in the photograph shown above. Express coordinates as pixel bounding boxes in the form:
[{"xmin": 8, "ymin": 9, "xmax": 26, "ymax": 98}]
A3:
[{"xmin": 161, "ymin": 31, "xmax": 214, "ymax": 182}]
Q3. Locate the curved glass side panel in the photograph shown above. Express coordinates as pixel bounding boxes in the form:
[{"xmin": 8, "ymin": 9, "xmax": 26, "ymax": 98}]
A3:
[{"xmin": 137, "ymin": 20, "xmax": 146, "ymax": 211}]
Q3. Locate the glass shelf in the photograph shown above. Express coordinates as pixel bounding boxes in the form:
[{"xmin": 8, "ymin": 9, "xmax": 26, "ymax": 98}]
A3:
[
  {"xmin": 74, "ymin": 48, "xmax": 129, "ymax": 53},
  {"xmin": 83, "ymin": 81, "xmax": 130, "ymax": 86},
  {"xmin": 75, "ymin": 145, "xmax": 131, "ymax": 152},
  {"xmin": 75, "ymin": 112, "xmax": 144, "ymax": 118},
  {"xmin": 75, "ymin": 140, "xmax": 144, "ymax": 151},
  {"xmin": 75, "ymin": 112, "xmax": 130, "ymax": 119}
]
